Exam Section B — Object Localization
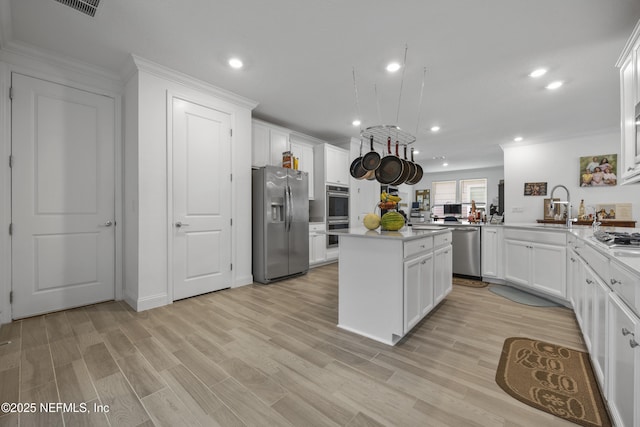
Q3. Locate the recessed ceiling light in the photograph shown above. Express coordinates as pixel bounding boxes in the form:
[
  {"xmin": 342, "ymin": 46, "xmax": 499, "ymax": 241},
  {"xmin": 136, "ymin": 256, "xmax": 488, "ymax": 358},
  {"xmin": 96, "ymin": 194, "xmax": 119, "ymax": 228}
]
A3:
[
  {"xmin": 413, "ymin": 150, "xmax": 420, "ymax": 154},
  {"xmin": 546, "ymin": 81, "xmax": 564, "ymax": 90},
  {"xmin": 228, "ymin": 58, "xmax": 243, "ymax": 69},
  {"xmin": 514, "ymin": 136, "xmax": 523, "ymax": 142},
  {"xmin": 386, "ymin": 62, "xmax": 401, "ymax": 72},
  {"xmin": 430, "ymin": 126, "xmax": 440, "ymax": 132},
  {"xmin": 529, "ymin": 68, "xmax": 547, "ymax": 78},
  {"xmin": 352, "ymin": 120, "xmax": 361, "ymax": 127},
  {"xmin": 442, "ymin": 162, "xmax": 448, "ymax": 167}
]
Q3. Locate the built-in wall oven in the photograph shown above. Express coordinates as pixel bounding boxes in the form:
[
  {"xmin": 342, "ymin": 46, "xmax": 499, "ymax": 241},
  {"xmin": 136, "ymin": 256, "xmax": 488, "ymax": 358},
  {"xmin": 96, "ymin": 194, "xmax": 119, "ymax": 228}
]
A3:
[{"xmin": 326, "ymin": 185, "xmax": 349, "ymax": 248}]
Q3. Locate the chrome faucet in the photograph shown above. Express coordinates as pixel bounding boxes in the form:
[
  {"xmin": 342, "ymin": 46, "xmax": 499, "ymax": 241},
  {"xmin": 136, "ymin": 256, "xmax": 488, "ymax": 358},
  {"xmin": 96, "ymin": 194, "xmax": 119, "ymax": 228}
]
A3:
[{"xmin": 549, "ymin": 185, "xmax": 577, "ymax": 228}]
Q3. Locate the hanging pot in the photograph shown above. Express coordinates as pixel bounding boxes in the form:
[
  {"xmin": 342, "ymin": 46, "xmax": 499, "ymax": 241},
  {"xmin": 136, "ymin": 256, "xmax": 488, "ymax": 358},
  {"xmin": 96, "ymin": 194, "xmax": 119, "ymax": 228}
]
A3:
[
  {"xmin": 349, "ymin": 140, "xmax": 369, "ymax": 180},
  {"xmin": 361, "ymin": 135, "xmax": 381, "ymax": 171},
  {"xmin": 375, "ymin": 137, "xmax": 404, "ymax": 184},
  {"xmin": 406, "ymin": 147, "xmax": 423, "ymax": 185},
  {"xmin": 391, "ymin": 142, "xmax": 412, "ymax": 185}
]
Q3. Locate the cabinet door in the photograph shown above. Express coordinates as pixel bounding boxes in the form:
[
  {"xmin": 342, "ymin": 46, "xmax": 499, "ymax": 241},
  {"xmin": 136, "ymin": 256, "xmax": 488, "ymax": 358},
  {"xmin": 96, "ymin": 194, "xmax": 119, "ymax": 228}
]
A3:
[
  {"xmin": 607, "ymin": 294, "xmax": 639, "ymax": 427},
  {"xmin": 404, "ymin": 255, "xmax": 424, "ymax": 332},
  {"xmin": 269, "ymin": 129, "xmax": 289, "ymax": 167},
  {"xmin": 420, "ymin": 253, "xmax": 435, "ymax": 316},
  {"xmin": 482, "ymin": 227, "xmax": 499, "ymax": 277},
  {"xmin": 504, "ymin": 239, "xmax": 530, "ymax": 287},
  {"xmin": 309, "ymin": 233, "xmax": 326, "ymax": 264},
  {"xmin": 291, "ymin": 141, "xmax": 315, "ymax": 200},
  {"xmin": 326, "ymin": 146, "xmax": 350, "ymax": 185},
  {"xmin": 531, "ymin": 242, "xmax": 566, "ymax": 298},
  {"xmin": 434, "ymin": 246, "xmax": 452, "ymax": 305},
  {"xmin": 581, "ymin": 264, "xmax": 596, "ymax": 352},
  {"xmin": 252, "ymin": 123, "xmax": 270, "ymax": 167},
  {"xmin": 567, "ymin": 249, "xmax": 580, "ymax": 308},
  {"xmin": 592, "ymin": 276, "xmax": 609, "ymax": 388},
  {"xmin": 620, "ymin": 55, "xmax": 639, "ymax": 180}
]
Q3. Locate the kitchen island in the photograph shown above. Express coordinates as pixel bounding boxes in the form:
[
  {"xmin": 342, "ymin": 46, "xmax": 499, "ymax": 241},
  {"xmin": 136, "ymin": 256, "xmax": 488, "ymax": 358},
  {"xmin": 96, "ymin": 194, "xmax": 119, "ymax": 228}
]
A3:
[{"xmin": 326, "ymin": 227, "xmax": 453, "ymax": 345}]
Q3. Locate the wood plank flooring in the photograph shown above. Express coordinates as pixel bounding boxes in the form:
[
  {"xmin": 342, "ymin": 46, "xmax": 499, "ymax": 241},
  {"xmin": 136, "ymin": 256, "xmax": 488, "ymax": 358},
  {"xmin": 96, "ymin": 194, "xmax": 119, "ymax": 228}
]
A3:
[{"xmin": 0, "ymin": 263, "xmax": 586, "ymax": 426}]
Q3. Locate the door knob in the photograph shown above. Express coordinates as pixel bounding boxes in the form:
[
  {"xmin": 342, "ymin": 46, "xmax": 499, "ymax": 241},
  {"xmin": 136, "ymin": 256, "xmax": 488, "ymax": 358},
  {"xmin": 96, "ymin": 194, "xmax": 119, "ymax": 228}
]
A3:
[
  {"xmin": 175, "ymin": 221, "xmax": 190, "ymax": 228},
  {"xmin": 103, "ymin": 220, "xmax": 113, "ymax": 227}
]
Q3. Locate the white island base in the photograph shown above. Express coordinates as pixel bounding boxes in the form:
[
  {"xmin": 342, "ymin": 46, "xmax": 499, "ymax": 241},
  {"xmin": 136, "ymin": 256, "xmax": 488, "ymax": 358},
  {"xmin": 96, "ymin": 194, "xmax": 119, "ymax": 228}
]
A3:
[{"xmin": 330, "ymin": 227, "xmax": 453, "ymax": 345}]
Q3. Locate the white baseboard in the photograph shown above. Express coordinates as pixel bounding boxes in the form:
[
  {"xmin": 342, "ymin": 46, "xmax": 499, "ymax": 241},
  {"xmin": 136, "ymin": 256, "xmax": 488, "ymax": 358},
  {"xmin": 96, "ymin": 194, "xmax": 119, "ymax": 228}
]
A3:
[{"xmin": 124, "ymin": 292, "xmax": 169, "ymax": 312}]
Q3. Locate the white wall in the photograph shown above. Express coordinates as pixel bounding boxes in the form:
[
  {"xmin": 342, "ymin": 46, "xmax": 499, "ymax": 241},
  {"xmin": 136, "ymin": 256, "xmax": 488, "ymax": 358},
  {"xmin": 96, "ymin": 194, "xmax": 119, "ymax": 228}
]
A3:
[
  {"xmin": 123, "ymin": 56, "xmax": 256, "ymax": 311},
  {"xmin": 503, "ymin": 131, "xmax": 640, "ymax": 224},
  {"xmin": 411, "ymin": 166, "xmax": 505, "ymax": 208}
]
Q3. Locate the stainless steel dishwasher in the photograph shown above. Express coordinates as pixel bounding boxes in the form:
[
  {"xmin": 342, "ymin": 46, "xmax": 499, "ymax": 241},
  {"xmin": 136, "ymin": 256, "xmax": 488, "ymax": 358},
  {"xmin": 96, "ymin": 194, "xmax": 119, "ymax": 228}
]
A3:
[{"xmin": 449, "ymin": 225, "xmax": 481, "ymax": 278}]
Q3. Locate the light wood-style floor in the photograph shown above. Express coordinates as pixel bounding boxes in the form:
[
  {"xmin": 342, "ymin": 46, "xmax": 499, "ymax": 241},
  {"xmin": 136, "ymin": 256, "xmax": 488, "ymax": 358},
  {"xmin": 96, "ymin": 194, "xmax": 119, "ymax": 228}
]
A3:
[{"xmin": 0, "ymin": 263, "xmax": 587, "ymax": 427}]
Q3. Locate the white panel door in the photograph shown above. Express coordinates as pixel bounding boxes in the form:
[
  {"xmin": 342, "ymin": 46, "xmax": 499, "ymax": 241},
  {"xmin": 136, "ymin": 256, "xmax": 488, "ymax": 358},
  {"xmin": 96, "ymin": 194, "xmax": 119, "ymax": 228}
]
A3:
[
  {"xmin": 11, "ymin": 73, "xmax": 115, "ymax": 318},
  {"xmin": 172, "ymin": 98, "xmax": 231, "ymax": 300}
]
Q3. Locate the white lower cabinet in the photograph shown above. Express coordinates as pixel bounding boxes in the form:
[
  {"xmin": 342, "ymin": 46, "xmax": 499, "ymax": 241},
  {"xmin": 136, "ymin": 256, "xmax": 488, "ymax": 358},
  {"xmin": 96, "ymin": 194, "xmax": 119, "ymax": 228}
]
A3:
[
  {"xmin": 607, "ymin": 294, "xmax": 640, "ymax": 427},
  {"xmin": 434, "ymin": 245, "xmax": 452, "ymax": 305},
  {"xmin": 504, "ymin": 237, "xmax": 566, "ymax": 298},
  {"xmin": 582, "ymin": 263, "xmax": 608, "ymax": 385},
  {"xmin": 309, "ymin": 224, "xmax": 327, "ymax": 266},
  {"xmin": 403, "ymin": 252, "xmax": 434, "ymax": 332},
  {"xmin": 481, "ymin": 226, "xmax": 503, "ymax": 280}
]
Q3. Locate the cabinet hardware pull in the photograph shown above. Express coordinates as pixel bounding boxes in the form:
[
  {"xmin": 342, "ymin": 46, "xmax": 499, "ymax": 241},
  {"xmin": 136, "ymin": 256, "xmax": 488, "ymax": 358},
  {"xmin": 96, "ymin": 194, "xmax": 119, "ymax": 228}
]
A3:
[
  {"xmin": 610, "ymin": 278, "xmax": 619, "ymax": 285},
  {"xmin": 628, "ymin": 166, "xmax": 635, "ymax": 172},
  {"xmin": 420, "ymin": 245, "xmax": 425, "ymax": 248},
  {"xmin": 622, "ymin": 327, "xmax": 633, "ymax": 336},
  {"xmin": 421, "ymin": 260, "xmax": 426, "ymax": 265},
  {"xmin": 585, "ymin": 278, "xmax": 593, "ymax": 285},
  {"xmin": 631, "ymin": 339, "xmax": 639, "ymax": 348},
  {"xmin": 570, "ymin": 258, "xmax": 575, "ymax": 262},
  {"xmin": 175, "ymin": 221, "xmax": 190, "ymax": 228}
]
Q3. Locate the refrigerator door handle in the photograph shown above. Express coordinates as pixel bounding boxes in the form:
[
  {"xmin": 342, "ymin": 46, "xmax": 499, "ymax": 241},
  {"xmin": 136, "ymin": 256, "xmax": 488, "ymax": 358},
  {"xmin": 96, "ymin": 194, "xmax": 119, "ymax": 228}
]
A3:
[{"xmin": 286, "ymin": 185, "xmax": 293, "ymax": 232}]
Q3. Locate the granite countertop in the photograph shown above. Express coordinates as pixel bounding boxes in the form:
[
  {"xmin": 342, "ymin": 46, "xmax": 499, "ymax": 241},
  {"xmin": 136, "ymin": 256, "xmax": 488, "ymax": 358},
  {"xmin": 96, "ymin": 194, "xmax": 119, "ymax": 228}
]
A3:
[{"xmin": 324, "ymin": 226, "xmax": 451, "ymax": 242}]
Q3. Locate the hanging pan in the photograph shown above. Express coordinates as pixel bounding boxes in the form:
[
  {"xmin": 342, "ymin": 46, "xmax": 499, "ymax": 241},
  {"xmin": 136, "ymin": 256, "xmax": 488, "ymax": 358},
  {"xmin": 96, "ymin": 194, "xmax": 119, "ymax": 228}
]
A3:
[
  {"xmin": 406, "ymin": 147, "xmax": 423, "ymax": 185},
  {"xmin": 349, "ymin": 139, "xmax": 369, "ymax": 180},
  {"xmin": 402, "ymin": 145, "xmax": 417, "ymax": 183},
  {"xmin": 361, "ymin": 135, "xmax": 381, "ymax": 171},
  {"xmin": 375, "ymin": 137, "xmax": 404, "ymax": 184},
  {"xmin": 391, "ymin": 142, "xmax": 412, "ymax": 185}
]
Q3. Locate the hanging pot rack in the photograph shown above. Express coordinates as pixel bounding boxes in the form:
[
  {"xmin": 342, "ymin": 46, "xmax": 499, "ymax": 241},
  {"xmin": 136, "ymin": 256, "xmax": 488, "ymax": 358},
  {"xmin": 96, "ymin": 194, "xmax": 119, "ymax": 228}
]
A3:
[{"xmin": 360, "ymin": 125, "xmax": 416, "ymax": 147}]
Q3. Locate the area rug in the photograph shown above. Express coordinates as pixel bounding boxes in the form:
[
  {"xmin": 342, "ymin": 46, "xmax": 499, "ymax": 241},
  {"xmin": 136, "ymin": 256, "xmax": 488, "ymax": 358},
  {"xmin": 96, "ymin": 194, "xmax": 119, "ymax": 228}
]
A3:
[
  {"xmin": 489, "ymin": 284, "xmax": 561, "ymax": 307},
  {"xmin": 452, "ymin": 276, "xmax": 488, "ymax": 288},
  {"xmin": 496, "ymin": 337, "xmax": 611, "ymax": 427}
]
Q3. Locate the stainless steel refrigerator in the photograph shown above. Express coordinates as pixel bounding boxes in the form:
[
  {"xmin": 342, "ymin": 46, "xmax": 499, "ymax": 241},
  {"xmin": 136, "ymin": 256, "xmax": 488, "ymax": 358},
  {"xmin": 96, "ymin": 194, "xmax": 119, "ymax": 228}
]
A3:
[{"xmin": 252, "ymin": 166, "xmax": 309, "ymax": 284}]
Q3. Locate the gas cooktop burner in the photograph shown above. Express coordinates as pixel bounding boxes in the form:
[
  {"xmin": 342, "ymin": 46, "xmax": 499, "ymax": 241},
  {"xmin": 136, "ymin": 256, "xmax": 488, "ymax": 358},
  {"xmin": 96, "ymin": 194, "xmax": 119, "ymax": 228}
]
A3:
[{"xmin": 593, "ymin": 230, "xmax": 640, "ymax": 248}]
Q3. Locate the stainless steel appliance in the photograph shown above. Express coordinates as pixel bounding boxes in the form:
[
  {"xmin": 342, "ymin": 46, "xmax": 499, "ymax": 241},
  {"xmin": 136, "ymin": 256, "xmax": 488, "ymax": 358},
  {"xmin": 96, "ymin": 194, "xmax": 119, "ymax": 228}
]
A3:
[
  {"xmin": 592, "ymin": 230, "xmax": 640, "ymax": 250},
  {"xmin": 326, "ymin": 185, "xmax": 349, "ymax": 248},
  {"xmin": 252, "ymin": 166, "xmax": 309, "ymax": 284},
  {"xmin": 450, "ymin": 225, "xmax": 481, "ymax": 278}
]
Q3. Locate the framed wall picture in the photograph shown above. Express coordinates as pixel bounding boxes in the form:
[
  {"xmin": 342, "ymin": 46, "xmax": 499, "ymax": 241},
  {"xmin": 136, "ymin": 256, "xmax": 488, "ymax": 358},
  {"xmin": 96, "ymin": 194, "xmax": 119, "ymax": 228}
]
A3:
[
  {"xmin": 415, "ymin": 189, "xmax": 430, "ymax": 210},
  {"xmin": 523, "ymin": 182, "xmax": 547, "ymax": 196},
  {"xmin": 579, "ymin": 154, "xmax": 617, "ymax": 187}
]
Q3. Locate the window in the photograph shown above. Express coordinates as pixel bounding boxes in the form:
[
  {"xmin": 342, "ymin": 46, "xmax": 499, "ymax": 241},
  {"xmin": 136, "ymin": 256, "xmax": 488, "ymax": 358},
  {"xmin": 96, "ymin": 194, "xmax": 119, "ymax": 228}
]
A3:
[
  {"xmin": 432, "ymin": 180, "xmax": 457, "ymax": 217},
  {"xmin": 430, "ymin": 178, "xmax": 488, "ymax": 218},
  {"xmin": 460, "ymin": 178, "xmax": 487, "ymax": 216}
]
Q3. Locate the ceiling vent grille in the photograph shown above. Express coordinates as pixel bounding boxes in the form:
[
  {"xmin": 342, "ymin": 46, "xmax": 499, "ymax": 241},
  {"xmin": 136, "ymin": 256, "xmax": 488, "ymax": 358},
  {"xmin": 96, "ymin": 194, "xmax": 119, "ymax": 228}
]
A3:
[{"xmin": 54, "ymin": 0, "xmax": 100, "ymax": 17}]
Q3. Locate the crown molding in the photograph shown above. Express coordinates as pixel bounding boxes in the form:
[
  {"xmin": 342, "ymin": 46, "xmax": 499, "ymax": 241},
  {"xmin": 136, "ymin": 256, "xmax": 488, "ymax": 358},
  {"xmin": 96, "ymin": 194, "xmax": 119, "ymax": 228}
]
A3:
[
  {"xmin": 129, "ymin": 54, "xmax": 258, "ymax": 110},
  {"xmin": 616, "ymin": 19, "xmax": 640, "ymax": 68}
]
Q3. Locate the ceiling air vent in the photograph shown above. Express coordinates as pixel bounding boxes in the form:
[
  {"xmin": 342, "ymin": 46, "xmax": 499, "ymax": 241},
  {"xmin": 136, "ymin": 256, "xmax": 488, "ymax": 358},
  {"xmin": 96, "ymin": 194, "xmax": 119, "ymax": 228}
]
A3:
[{"xmin": 54, "ymin": 0, "xmax": 100, "ymax": 17}]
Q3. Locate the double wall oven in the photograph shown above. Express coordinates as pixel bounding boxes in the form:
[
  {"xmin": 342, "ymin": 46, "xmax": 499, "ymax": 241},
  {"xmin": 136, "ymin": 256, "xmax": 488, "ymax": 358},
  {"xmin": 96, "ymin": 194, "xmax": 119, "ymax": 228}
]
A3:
[{"xmin": 326, "ymin": 185, "xmax": 349, "ymax": 248}]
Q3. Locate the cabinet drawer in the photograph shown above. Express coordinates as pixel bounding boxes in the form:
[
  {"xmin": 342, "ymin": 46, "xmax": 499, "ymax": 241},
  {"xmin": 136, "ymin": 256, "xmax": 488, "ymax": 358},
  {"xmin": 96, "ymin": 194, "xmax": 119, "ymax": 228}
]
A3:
[
  {"xmin": 404, "ymin": 237, "xmax": 433, "ymax": 259},
  {"xmin": 609, "ymin": 261, "xmax": 639, "ymax": 316},
  {"xmin": 504, "ymin": 228, "xmax": 566, "ymax": 245},
  {"xmin": 576, "ymin": 244, "xmax": 609, "ymax": 284},
  {"xmin": 434, "ymin": 232, "xmax": 452, "ymax": 248},
  {"xmin": 309, "ymin": 223, "xmax": 326, "ymax": 232}
]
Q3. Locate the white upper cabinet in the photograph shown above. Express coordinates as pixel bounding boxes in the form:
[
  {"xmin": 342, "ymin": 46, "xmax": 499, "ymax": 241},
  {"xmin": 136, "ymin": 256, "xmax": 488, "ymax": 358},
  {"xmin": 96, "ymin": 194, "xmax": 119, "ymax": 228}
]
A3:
[
  {"xmin": 616, "ymin": 20, "xmax": 640, "ymax": 184},
  {"xmin": 251, "ymin": 120, "xmax": 290, "ymax": 168},
  {"xmin": 290, "ymin": 136, "xmax": 315, "ymax": 200},
  {"xmin": 325, "ymin": 144, "xmax": 350, "ymax": 185}
]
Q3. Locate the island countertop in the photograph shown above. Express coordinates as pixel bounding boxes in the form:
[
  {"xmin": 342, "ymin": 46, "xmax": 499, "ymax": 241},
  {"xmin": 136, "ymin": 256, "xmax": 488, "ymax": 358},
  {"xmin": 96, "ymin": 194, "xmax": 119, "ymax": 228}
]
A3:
[{"xmin": 325, "ymin": 226, "xmax": 451, "ymax": 241}]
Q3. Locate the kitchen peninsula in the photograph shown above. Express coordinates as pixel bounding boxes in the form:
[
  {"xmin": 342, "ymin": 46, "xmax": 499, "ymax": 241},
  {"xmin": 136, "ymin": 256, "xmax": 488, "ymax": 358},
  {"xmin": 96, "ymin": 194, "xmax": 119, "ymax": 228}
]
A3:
[{"xmin": 326, "ymin": 227, "xmax": 453, "ymax": 345}]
